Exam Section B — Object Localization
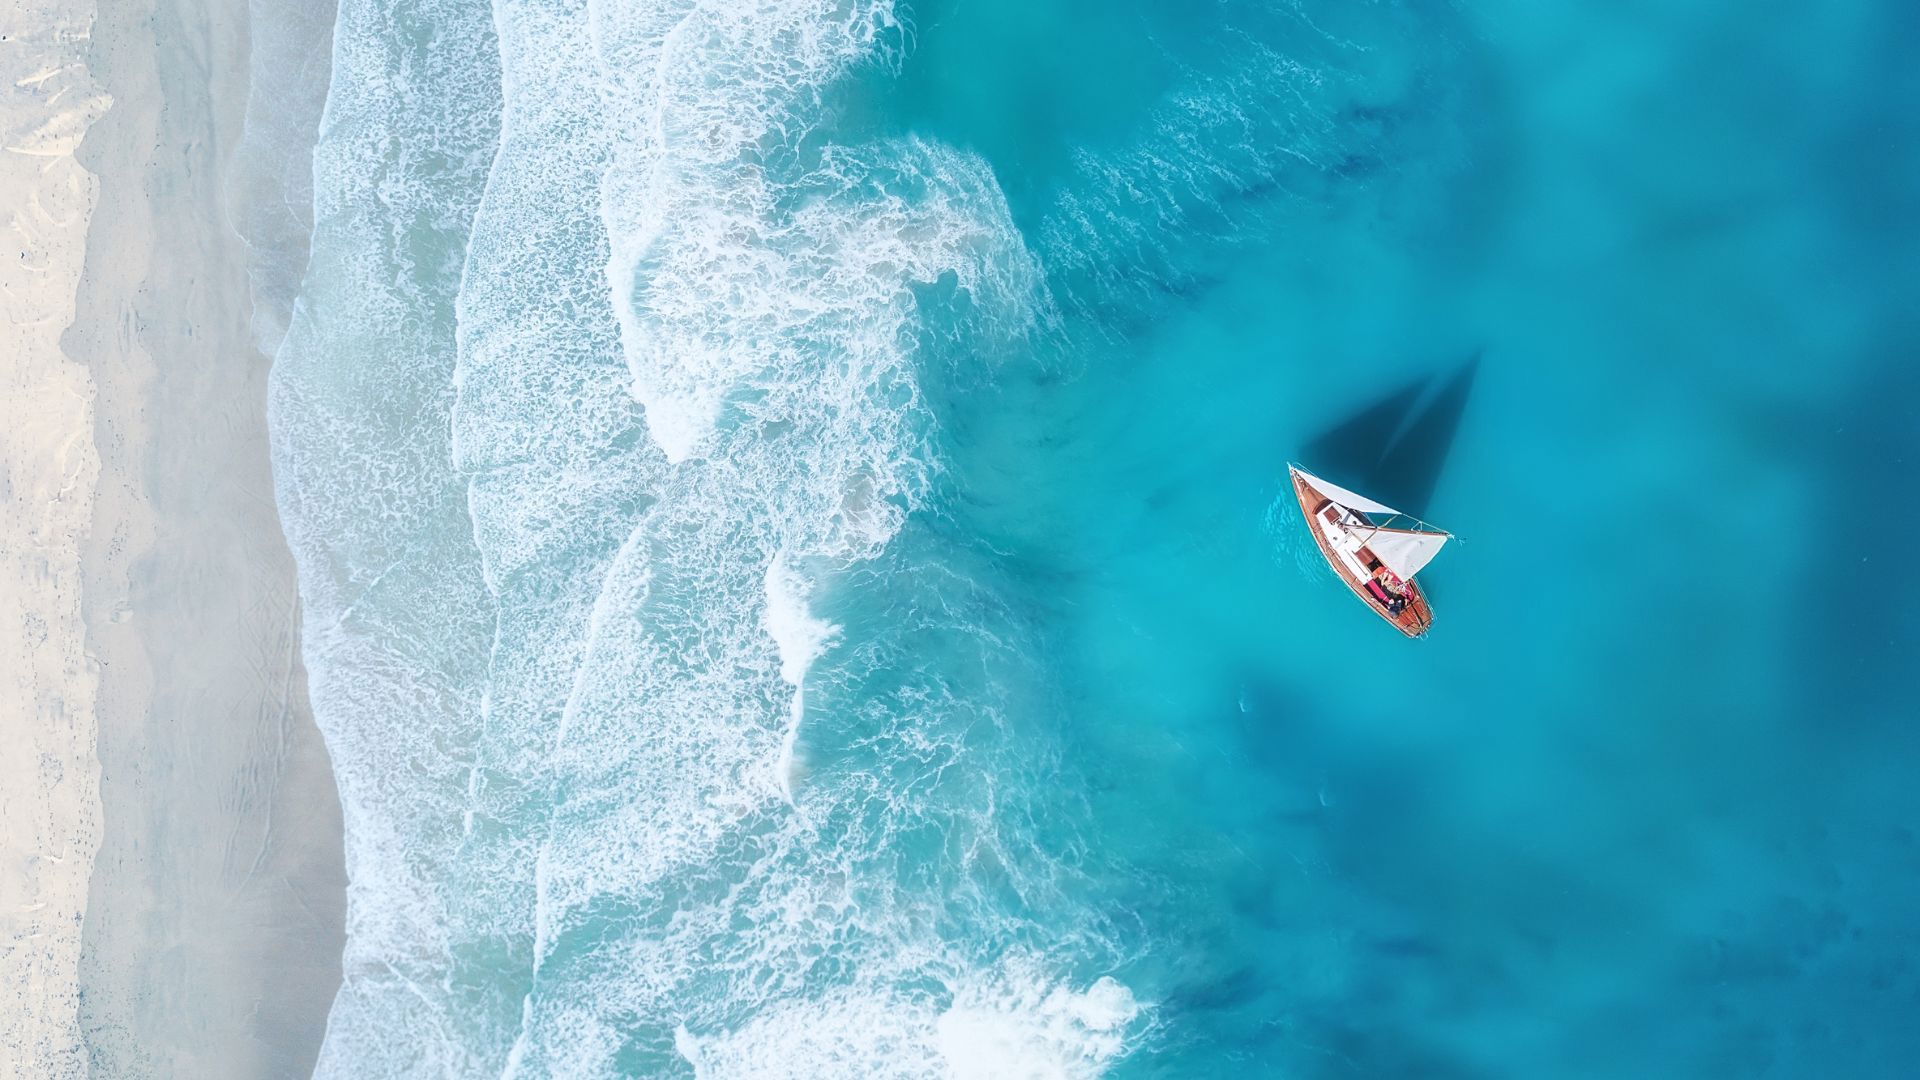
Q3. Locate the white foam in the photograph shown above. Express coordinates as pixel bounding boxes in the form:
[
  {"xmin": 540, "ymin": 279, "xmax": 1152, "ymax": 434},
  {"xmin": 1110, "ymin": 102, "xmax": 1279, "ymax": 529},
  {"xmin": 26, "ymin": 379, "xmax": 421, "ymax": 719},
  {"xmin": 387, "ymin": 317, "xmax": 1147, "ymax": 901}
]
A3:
[
  {"xmin": 763, "ymin": 551, "xmax": 838, "ymax": 803},
  {"xmin": 673, "ymin": 1023, "xmax": 704, "ymax": 1076},
  {"xmin": 762, "ymin": 551, "xmax": 839, "ymax": 687},
  {"xmin": 937, "ymin": 971, "xmax": 1141, "ymax": 1080},
  {"xmin": 672, "ymin": 958, "xmax": 1144, "ymax": 1080}
]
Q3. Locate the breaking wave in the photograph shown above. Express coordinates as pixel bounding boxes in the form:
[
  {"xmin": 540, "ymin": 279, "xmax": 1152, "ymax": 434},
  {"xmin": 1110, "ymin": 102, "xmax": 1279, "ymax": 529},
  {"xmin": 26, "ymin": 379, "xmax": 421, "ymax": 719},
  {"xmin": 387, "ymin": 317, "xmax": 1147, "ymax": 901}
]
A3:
[{"xmin": 269, "ymin": 0, "xmax": 1144, "ymax": 1074}]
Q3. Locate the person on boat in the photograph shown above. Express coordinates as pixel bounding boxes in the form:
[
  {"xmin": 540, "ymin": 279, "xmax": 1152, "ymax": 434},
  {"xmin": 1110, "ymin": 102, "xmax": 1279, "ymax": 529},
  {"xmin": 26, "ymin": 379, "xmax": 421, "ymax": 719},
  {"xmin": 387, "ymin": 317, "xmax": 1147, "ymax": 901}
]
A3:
[{"xmin": 1369, "ymin": 566, "xmax": 1409, "ymax": 616}]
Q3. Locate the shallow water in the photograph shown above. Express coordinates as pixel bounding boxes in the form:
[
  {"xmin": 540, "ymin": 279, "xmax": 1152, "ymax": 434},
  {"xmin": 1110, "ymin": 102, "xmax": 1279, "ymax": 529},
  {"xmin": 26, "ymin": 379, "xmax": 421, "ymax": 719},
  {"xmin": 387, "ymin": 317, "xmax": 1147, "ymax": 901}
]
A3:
[{"xmin": 268, "ymin": 0, "xmax": 1920, "ymax": 1074}]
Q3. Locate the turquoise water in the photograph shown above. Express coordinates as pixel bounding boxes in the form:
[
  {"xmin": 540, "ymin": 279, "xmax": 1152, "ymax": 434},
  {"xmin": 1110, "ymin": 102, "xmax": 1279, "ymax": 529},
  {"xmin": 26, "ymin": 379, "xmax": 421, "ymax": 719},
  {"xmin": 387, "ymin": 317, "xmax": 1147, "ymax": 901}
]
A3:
[{"xmin": 268, "ymin": 0, "xmax": 1919, "ymax": 1074}]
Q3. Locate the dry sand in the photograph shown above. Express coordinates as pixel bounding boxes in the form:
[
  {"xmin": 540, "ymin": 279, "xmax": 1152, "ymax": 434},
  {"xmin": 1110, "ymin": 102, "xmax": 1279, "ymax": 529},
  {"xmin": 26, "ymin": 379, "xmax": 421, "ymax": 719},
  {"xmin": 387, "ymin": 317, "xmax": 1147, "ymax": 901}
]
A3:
[
  {"xmin": 0, "ymin": 2, "xmax": 113, "ymax": 1075},
  {"xmin": 3, "ymin": 0, "xmax": 346, "ymax": 1073}
]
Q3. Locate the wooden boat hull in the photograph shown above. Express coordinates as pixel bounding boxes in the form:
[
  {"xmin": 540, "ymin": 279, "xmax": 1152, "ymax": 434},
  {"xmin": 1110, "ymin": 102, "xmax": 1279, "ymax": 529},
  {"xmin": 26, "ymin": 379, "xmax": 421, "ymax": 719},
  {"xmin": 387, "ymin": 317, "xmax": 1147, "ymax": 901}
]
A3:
[{"xmin": 1291, "ymin": 470, "xmax": 1434, "ymax": 637}]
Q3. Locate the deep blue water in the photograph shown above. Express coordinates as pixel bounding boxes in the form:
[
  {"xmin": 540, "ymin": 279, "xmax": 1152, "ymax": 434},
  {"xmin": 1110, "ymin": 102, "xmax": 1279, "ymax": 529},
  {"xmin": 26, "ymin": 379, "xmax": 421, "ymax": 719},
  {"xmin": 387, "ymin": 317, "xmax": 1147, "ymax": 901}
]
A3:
[
  {"xmin": 891, "ymin": 1, "xmax": 1920, "ymax": 1073},
  {"xmin": 269, "ymin": 0, "xmax": 1920, "ymax": 1074}
]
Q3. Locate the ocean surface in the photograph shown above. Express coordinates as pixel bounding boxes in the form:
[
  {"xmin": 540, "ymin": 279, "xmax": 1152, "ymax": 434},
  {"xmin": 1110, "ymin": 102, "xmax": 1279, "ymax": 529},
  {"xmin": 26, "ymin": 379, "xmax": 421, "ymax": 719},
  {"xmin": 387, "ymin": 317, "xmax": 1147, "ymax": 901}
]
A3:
[{"xmin": 263, "ymin": 0, "xmax": 1920, "ymax": 1075}]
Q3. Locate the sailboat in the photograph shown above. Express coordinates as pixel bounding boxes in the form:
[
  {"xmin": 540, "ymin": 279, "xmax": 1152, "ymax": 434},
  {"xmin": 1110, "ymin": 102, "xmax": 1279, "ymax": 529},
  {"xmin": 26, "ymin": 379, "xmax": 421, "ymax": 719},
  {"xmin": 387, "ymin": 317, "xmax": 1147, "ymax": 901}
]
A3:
[{"xmin": 1289, "ymin": 464, "xmax": 1453, "ymax": 637}]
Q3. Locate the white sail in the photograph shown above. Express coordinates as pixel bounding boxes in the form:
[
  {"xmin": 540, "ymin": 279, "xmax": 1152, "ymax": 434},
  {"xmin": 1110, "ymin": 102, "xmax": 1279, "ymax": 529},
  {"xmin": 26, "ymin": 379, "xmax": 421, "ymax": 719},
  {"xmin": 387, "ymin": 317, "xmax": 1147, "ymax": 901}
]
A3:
[
  {"xmin": 1364, "ymin": 527, "xmax": 1449, "ymax": 581},
  {"xmin": 1293, "ymin": 466, "xmax": 1402, "ymax": 518}
]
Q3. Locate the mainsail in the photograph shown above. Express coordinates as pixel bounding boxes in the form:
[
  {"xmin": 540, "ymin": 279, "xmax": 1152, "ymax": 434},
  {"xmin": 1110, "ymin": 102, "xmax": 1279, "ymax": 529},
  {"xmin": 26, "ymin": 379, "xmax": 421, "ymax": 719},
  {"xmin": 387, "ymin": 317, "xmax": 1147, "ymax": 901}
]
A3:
[
  {"xmin": 1361, "ymin": 526, "xmax": 1449, "ymax": 581},
  {"xmin": 1294, "ymin": 467, "xmax": 1402, "ymax": 518}
]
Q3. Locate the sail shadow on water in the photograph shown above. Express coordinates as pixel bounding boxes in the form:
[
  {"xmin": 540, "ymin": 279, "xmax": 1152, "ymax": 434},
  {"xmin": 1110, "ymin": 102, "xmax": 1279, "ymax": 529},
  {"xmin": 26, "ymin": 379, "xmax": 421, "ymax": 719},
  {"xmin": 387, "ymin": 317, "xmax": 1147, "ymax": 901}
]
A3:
[{"xmin": 1300, "ymin": 353, "xmax": 1479, "ymax": 519}]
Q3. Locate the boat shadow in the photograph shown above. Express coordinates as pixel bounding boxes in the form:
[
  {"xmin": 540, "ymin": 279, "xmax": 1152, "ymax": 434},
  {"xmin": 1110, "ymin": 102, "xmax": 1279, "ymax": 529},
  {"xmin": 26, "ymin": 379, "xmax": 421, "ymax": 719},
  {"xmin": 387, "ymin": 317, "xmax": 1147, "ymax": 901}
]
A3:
[
  {"xmin": 1296, "ymin": 354, "xmax": 1478, "ymax": 605},
  {"xmin": 1299, "ymin": 354, "xmax": 1479, "ymax": 521}
]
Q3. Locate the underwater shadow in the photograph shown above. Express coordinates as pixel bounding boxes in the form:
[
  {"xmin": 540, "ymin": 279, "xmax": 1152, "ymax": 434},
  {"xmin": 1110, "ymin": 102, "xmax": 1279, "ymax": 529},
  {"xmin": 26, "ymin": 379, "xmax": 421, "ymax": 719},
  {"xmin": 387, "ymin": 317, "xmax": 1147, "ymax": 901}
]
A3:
[{"xmin": 1299, "ymin": 354, "xmax": 1479, "ymax": 519}]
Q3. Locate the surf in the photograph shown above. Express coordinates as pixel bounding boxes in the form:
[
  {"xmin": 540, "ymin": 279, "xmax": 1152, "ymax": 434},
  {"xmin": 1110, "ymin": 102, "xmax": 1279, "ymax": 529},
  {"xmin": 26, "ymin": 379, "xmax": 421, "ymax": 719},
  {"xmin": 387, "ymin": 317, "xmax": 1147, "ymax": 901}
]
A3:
[{"xmin": 271, "ymin": 0, "xmax": 1147, "ymax": 1074}]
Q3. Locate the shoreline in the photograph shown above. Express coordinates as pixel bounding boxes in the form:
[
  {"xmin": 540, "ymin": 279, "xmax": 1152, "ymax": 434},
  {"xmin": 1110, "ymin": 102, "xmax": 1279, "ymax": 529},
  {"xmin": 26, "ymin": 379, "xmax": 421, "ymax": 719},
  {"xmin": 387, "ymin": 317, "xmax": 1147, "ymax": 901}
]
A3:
[{"xmin": 40, "ymin": 0, "xmax": 349, "ymax": 1071}]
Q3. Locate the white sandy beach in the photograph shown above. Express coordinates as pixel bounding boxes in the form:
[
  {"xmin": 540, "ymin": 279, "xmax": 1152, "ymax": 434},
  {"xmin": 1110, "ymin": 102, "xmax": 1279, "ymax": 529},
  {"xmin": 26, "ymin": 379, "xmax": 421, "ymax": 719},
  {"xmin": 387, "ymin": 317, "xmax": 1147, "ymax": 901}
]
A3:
[
  {"xmin": 3, "ymin": 0, "xmax": 345, "ymax": 1073},
  {"xmin": 1, "ymin": 2, "xmax": 112, "ymax": 1074}
]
